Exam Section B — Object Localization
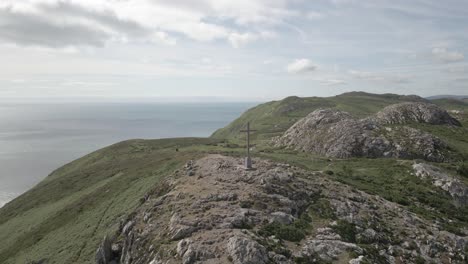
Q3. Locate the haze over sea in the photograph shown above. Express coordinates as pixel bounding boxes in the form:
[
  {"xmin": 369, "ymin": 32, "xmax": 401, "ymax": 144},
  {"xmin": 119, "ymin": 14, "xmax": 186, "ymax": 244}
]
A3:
[{"xmin": 0, "ymin": 102, "xmax": 256, "ymax": 208}]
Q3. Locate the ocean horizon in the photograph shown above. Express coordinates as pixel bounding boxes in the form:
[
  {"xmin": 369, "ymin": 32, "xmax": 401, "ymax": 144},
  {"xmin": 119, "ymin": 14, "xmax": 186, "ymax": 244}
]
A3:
[{"xmin": 0, "ymin": 101, "xmax": 257, "ymax": 208}]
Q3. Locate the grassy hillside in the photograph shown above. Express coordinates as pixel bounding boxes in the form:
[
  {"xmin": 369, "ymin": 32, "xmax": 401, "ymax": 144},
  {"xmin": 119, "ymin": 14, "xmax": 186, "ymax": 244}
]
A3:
[
  {"xmin": 0, "ymin": 138, "xmax": 222, "ymax": 263},
  {"xmin": 431, "ymin": 98, "xmax": 468, "ymax": 111},
  {"xmin": 1, "ymin": 92, "xmax": 467, "ymax": 263},
  {"xmin": 211, "ymin": 92, "xmax": 427, "ymax": 141}
]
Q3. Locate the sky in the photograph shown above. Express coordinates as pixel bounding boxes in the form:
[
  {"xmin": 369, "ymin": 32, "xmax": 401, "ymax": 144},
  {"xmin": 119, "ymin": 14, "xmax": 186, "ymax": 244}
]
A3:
[{"xmin": 0, "ymin": 0, "xmax": 467, "ymax": 101}]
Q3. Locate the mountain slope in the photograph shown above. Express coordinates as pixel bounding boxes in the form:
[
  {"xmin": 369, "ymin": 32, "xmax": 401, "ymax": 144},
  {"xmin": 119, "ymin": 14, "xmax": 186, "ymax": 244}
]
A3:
[
  {"xmin": 0, "ymin": 138, "xmax": 221, "ymax": 263},
  {"xmin": 274, "ymin": 103, "xmax": 461, "ymax": 162},
  {"xmin": 97, "ymin": 155, "xmax": 467, "ymax": 264},
  {"xmin": 211, "ymin": 92, "xmax": 428, "ymax": 141},
  {"xmin": 1, "ymin": 92, "xmax": 467, "ymax": 264}
]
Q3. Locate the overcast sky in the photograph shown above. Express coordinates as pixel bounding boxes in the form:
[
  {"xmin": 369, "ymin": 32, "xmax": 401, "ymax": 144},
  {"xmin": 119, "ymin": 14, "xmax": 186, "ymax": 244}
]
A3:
[{"xmin": 0, "ymin": 0, "xmax": 467, "ymax": 101}]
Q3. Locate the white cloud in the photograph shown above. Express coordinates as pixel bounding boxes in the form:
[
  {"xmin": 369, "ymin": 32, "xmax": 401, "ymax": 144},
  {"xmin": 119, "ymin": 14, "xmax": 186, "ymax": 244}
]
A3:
[
  {"xmin": 228, "ymin": 32, "xmax": 258, "ymax": 48},
  {"xmin": 228, "ymin": 31, "xmax": 275, "ymax": 48},
  {"xmin": 348, "ymin": 70, "xmax": 383, "ymax": 81},
  {"xmin": 348, "ymin": 70, "xmax": 411, "ymax": 83},
  {"xmin": 320, "ymin": 79, "xmax": 346, "ymax": 85},
  {"xmin": 151, "ymin": 31, "xmax": 176, "ymax": 45},
  {"xmin": 0, "ymin": 0, "xmax": 293, "ymax": 48},
  {"xmin": 446, "ymin": 66, "xmax": 468, "ymax": 73},
  {"xmin": 306, "ymin": 11, "xmax": 324, "ymax": 20},
  {"xmin": 286, "ymin": 59, "xmax": 317, "ymax": 74},
  {"xmin": 432, "ymin": 47, "xmax": 464, "ymax": 63}
]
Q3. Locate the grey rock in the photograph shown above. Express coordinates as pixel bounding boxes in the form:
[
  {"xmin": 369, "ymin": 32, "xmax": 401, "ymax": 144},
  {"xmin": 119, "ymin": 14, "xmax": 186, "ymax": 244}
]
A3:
[
  {"xmin": 356, "ymin": 228, "xmax": 378, "ymax": 243},
  {"xmin": 269, "ymin": 252, "xmax": 293, "ymax": 264},
  {"xmin": 349, "ymin": 255, "xmax": 364, "ymax": 264},
  {"xmin": 169, "ymin": 213, "xmax": 198, "ymax": 240},
  {"xmin": 269, "ymin": 212, "xmax": 295, "ymax": 225},
  {"xmin": 227, "ymin": 236, "xmax": 268, "ymax": 264},
  {"xmin": 301, "ymin": 238, "xmax": 363, "ymax": 262},
  {"xmin": 205, "ymin": 192, "xmax": 238, "ymax": 202},
  {"xmin": 274, "ymin": 107, "xmax": 450, "ymax": 162},
  {"xmin": 413, "ymin": 163, "xmax": 468, "ymax": 206},
  {"xmin": 95, "ymin": 235, "xmax": 112, "ymax": 264},
  {"xmin": 374, "ymin": 102, "xmax": 461, "ymax": 126},
  {"xmin": 122, "ymin": 221, "xmax": 134, "ymax": 235}
]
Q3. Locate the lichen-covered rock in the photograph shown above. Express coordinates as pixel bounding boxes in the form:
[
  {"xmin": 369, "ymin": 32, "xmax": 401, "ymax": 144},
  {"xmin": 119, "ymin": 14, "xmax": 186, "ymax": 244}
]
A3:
[
  {"xmin": 274, "ymin": 108, "xmax": 450, "ymax": 162},
  {"xmin": 270, "ymin": 211, "xmax": 295, "ymax": 225},
  {"xmin": 375, "ymin": 102, "xmax": 461, "ymax": 126},
  {"xmin": 226, "ymin": 236, "xmax": 268, "ymax": 264},
  {"xmin": 95, "ymin": 235, "xmax": 112, "ymax": 264},
  {"xmin": 413, "ymin": 163, "xmax": 468, "ymax": 206},
  {"xmin": 301, "ymin": 238, "xmax": 363, "ymax": 262},
  {"xmin": 97, "ymin": 155, "xmax": 467, "ymax": 264},
  {"xmin": 169, "ymin": 213, "xmax": 198, "ymax": 240}
]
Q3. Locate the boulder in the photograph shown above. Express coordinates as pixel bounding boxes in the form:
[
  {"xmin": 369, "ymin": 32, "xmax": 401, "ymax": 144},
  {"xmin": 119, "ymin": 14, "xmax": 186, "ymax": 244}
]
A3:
[
  {"xmin": 169, "ymin": 213, "xmax": 198, "ymax": 240},
  {"xmin": 226, "ymin": 236, "xmax": 268, "ymax": 264},
  {"xmin": 374, "ymin": 102, "xmax": 461, "ymax": 126},
  {"xmin": 301, "ymin": 238, "xmax": 363, "ymax": 262},
  {"xmin": 413, "ymin": 163, "xmax": 468, "ymax": 206},
  {"xmin": 95, "ymin": 235, "xmax": 112, "ymax": 264},
  {"xmin": 269, "ymin": 212, "xmax": 295, "ymax": 225},
  {"xmin": 274, "ymin": 107, "xmax": 451, "ymax": 162}
]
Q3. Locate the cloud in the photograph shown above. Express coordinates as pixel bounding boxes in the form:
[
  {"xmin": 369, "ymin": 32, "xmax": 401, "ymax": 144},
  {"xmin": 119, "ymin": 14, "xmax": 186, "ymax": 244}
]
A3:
[
  {"xmin": 445, "ymin": 66, "xmax": 468, "ymax": 73},
  {"xmin": 151, "ymin": 31, "xmax": 177, "ymax": 45},
  {"xmin": 228, "ymin": 31, "xmax": 275, "ymax": 48},
  {"xmin": 348, "ymin": 70, "xmax": 411, "ymax": 83},
  {"xmin": 320, "ymin": 79, "xmax": 346, "ymax": 85},
  {"xmin": 306, "ymin": 11, "xmax": 324, "ymax": 20},
  {"xmin": 348, "ymin": 70, "xmax": 383, "ymax": 81},
  {"xmin": 0, "ymin": 0, "xmax": 294, "ymax": 48},
  {"xmin": 228, "ymin": 33, "xmax": 258, "ymax": 48},
  {"xmin": 0, "ymin": 6, "xmax": 113, "ymax": 47},
  {"xmin": 0, "ymin": 1, "xmax": 155, "ymax": 48},
  {"xmin": 286, "ymin": 59, "xmax": 317, "ymax": 74},
  {"xmin": 432, "ymin": 47, "xmax": 464, "ymax": 63}
]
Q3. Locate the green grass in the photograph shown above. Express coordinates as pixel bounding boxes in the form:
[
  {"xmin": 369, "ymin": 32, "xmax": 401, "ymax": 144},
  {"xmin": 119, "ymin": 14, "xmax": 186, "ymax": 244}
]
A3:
[
  {"xmin": 211, "ymin": 92, "xmax": 429, "ymax": 142},
  {"xmin": 332, "ymin": 220, "xmax": 357, "ymax": 243},
  {"xmin": 2, "ymin": 92, "xmax": 468, "ymax": 263},
  {"xmin": 258, "ymin": 211, "xmax": 313, "ymax": 242},
  {"xmin": 0, "ymin": 137, "xmax": 222, "ymax": 264},
  {"xmin": 431, "ymin": 98, "xmax": 468, "ymax": 111},
  {"xmin": 258, "ymin": 149, "xmax": 468, "ymax": 233}
]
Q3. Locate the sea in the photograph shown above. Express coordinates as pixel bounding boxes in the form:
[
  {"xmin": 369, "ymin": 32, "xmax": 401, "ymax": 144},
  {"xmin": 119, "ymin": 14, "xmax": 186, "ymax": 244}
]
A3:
[{"xmin": 0, "ymin": 102, "xmax": 257, "ymax": 208}]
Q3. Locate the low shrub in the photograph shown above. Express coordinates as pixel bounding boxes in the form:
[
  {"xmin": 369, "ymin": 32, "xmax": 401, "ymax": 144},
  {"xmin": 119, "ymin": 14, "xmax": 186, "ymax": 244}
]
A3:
[{"xmin": 332, "ymin": 220, "xmax": 357, "ymax": 243}]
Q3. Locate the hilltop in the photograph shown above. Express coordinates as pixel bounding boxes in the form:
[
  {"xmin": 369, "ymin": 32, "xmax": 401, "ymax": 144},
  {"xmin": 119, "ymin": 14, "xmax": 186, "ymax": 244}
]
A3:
[
  {"xmin": 273, "ymin": 102, "xmax": 460, "ymax": 162},
  {"xmin": 0, "ymin": 92, "xmax": 468, "ymax": 264},
  {"xmin": 97, "ymin": 155, "xmax": 466, "ymax": 264},
  {"xmin": 211, "ymin": 92, "xmax": 429, "ymax": 141}
]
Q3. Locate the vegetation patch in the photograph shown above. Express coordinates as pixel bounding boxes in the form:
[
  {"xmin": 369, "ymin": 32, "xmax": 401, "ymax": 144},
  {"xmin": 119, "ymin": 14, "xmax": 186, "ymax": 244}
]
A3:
[
  {"xmin": 258, "ymin": 213, "xmax": 312, "ymax": 242},
  {"xmin": 332, "ymin": 220, "xmax": 357, "ymax": 243},
  {"xmin": 457, "ymin": 162, "xmax": 468, "ymax": 179}
]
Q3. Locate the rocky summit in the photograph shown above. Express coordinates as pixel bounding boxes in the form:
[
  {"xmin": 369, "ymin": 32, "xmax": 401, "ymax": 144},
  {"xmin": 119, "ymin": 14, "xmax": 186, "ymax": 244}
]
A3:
[
  {"xmin": 274, "ymin": 102, "xmax": 459, "ymax": 162},
  {"xmin": 96, "ymin": 155, "xmax": 467, "ymax": 264},
  {"xmin": 1, "ymin": 92, "xmax": 467, "ymax": 264},
  {"xmin": 374, "ymin": 102, "xmax": 462, "ymax": 126}
]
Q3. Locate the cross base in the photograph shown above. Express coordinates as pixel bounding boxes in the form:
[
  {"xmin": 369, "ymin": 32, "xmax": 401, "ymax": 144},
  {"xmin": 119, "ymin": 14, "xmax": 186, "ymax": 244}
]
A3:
[{"xmin": 244, "ymin": 157, "xmax": 254, "ymax": 170}]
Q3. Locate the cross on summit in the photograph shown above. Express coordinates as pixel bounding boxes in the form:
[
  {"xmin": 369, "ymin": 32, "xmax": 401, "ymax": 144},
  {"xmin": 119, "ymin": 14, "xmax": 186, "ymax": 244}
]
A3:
[{"xmin": 240, "ymin": 122, "xmax": 257, "ymax": 170}]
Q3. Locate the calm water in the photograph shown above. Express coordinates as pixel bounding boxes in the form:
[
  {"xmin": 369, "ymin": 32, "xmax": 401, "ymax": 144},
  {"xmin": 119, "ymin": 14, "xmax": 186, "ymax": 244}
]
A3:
[{"xmin": 0, "ymin": 102, "xmax": 256, "ymax": 207}]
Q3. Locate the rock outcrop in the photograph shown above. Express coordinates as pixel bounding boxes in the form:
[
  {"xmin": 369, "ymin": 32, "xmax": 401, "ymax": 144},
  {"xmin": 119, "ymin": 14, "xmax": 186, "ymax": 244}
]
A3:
[
  {"xmin": 375, "ymin": 102, "xmax": 461, "ymax": 126},
  {"xmin": 274, "ymin": 107, "xmax": 451, "ymax": 162},
  {"xmin": 96, "ymin": 155, "xmax": 467, "ymax": 264},
  {"xmin": 413, "ymin": 163, "xmax": 468, "ymax": 206}
]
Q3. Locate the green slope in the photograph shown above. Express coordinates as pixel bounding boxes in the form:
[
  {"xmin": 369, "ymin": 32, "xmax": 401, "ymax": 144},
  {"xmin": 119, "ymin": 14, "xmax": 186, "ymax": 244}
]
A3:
[
  {"xmin": 211, "ymin": 92, "xmax": 427, "ymax": 141},
  {"xmin": 1, "ymin": 92, "xmax": 468, "ymax": 263},
  {"xmin": 430, "ymin": 98, "xmax": 468, "ymax": 111},
  {"xmin": 0, "ymin": 138, "xmax": 221, "ymax": 264}
]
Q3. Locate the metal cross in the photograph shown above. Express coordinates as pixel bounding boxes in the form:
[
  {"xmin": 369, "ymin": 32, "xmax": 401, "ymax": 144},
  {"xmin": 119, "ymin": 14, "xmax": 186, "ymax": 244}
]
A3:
[{"xmin": 240, "ymin": 122, "xmax": 257, "ymax": 169}]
